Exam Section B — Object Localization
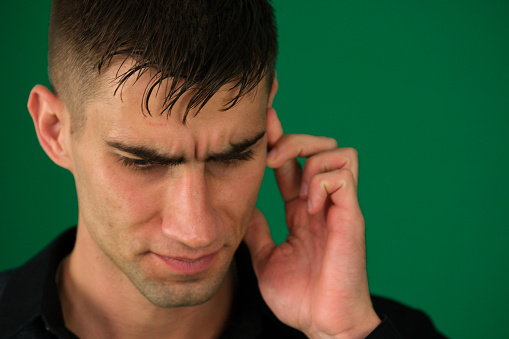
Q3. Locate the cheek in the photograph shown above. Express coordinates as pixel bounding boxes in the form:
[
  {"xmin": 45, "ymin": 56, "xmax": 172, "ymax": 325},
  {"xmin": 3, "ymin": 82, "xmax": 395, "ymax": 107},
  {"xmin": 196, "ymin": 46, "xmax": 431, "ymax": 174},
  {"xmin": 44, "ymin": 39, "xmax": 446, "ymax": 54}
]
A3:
[
  {"xmin": 212, "ymin": 157, "xmax": 267, "ymax": 230},
  {"xmin": 100, "ymin": 168, "xmax": 164, "ymax": 223},
  {"xmin": 75, "ymin": 161, "xmax": 166, "ymax": 257},
  {"xmin": 76, "ymin": 154, "xmax": 162, "ymax": 231}
]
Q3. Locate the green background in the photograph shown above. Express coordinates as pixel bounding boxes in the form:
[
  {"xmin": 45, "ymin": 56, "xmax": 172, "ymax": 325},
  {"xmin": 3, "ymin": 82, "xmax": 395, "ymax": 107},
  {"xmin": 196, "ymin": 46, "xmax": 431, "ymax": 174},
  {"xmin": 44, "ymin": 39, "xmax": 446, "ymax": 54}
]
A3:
[{"xmin": 1, "ymin": 1, "xmax": 508, "ymax": 337}]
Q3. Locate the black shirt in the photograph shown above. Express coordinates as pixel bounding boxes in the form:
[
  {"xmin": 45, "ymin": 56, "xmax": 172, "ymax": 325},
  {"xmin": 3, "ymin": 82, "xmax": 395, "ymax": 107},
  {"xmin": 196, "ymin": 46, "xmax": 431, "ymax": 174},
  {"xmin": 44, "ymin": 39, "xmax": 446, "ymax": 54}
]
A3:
[{"xmin": 0, "ymin": 227, "xmax": 447, "ymax": 338}]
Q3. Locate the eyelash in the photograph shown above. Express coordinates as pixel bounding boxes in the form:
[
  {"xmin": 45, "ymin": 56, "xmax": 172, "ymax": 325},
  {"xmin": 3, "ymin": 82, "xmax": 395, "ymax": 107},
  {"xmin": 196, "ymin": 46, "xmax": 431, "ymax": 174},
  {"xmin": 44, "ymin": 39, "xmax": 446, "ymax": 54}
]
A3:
[
  {"xmin": 118, "ymin": 157, "xmax": 160, "ymax": 171},
  {"xmin": 118, "ymin": 150, "xmax": 255, "ymax": 172},
  {"xmin": 212, "ymin": 149, "xmax": 255, "ymax": 164}
]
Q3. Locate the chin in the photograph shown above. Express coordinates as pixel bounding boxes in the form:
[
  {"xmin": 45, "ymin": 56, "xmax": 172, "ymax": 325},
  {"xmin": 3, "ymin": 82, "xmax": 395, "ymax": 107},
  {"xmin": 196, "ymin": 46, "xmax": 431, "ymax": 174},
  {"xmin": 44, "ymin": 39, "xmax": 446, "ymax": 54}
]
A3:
[{"xmin": 130, "ymin": 259, "xmax": 233, "ymax": 308}]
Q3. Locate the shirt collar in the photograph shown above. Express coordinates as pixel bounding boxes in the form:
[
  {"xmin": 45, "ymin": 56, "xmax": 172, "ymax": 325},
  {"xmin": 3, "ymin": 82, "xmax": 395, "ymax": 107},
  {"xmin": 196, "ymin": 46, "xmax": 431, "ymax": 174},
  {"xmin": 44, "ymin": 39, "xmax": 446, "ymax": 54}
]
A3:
[
  {"xmin": 0, "ymin": 227, "xmax": 274, "ymax": 339},
  {"xmin": 221, "ymin": 242, "xmax": 264, "ymax": 338},
  {"xmin": 0, "ymin": 227, "xmax": 77, "ymax": 338}
]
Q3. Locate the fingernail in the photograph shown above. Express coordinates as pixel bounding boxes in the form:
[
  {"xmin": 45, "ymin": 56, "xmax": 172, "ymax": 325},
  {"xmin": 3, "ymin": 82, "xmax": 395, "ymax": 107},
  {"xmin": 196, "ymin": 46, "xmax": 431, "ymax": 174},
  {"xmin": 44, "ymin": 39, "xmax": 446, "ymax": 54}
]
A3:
[
  {"xmin": 267, "ymin": 149, "xmax": 277, "ymax": 160},
  {"xmin": 307, "ymin": 199, "xmax": 313, "ymax": 213},
  {"xmin": 299, "ymin": 182, "xmax": 308, "ymax": 199}
]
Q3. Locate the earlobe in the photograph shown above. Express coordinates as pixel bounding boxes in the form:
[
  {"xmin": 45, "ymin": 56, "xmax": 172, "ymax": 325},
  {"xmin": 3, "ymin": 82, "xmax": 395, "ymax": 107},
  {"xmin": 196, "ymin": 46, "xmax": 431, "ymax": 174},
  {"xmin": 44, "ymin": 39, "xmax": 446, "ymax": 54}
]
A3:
[{"xmin": 27, "ymin": 85, "xmax": 72, "ymax": 170}]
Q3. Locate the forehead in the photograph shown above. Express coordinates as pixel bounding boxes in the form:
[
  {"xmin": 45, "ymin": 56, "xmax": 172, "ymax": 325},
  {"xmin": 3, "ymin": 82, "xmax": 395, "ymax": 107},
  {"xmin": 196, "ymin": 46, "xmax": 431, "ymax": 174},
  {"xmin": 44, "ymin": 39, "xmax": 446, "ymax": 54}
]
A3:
[
  {"xmin": 94, "ymin": 58, "xmax": 268, "ymax": 115},
  {"xmin": 82, "ymin": 60, "xmax": 268, "ymax": 155}
]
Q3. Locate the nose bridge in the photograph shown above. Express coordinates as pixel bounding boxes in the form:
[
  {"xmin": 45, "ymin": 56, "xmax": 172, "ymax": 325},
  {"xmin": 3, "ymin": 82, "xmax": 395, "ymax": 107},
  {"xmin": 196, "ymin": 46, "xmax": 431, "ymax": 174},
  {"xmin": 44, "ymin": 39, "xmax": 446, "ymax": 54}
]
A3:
[{"xmin": 162, "ymin": 164, "xmax": 218, "ymax": 249}]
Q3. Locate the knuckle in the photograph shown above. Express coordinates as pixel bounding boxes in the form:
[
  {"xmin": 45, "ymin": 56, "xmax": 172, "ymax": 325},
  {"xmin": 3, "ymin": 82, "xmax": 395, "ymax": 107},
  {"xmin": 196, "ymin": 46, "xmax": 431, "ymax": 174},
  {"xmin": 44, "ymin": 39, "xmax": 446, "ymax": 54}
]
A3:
[
  {"xmin": 308, "ymin": 172, "xmax": 325, "ymax": 190},
  {"xmin": 302, "ymin": 154, "xmax": 333, "ymax": 181},
  {"xmin": 302, "ymin": 155, "xmax": 319, "ymax": 173},
  {"xmin": 338, "ymin": 168, "xmax": 355, "ymax": 182},
  {"xmin": 343, "ymin": 147, "xmax": 358, "ymax": 159},
  {"xmin": 273, "ymin": 134, "xmax": 291, "ymax": 150},
  {"xmin": 282, "ymin": 134, "xmax": 297, "ymax": 145}
]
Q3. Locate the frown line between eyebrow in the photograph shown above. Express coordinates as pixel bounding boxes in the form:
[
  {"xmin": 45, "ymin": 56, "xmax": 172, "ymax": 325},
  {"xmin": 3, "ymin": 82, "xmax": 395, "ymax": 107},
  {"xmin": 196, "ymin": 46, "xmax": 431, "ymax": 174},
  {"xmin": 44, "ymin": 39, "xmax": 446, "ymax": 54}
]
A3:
[{"xmin": 104, "ymin": 130, "xmax": 266, "ymax": 164}]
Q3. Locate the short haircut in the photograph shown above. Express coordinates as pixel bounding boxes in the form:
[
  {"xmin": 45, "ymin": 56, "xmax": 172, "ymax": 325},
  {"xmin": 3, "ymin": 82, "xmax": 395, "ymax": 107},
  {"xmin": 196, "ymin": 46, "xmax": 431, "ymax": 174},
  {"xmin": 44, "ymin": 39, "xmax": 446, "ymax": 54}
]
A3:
[{"xmin": 48, "ymin": 0, "xmax": 278, "ymax": 130}]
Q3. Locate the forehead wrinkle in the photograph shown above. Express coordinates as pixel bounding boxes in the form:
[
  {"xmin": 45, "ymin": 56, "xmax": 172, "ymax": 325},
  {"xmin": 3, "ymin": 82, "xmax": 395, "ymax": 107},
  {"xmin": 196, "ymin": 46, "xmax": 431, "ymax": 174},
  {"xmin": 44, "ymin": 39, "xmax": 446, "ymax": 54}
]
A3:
[
  {"xmin": 95, "ymin": 61, "xmax": 268, "ymax": 161},
  {"xmin": 104, "ymin": 127, "xmax": 265, "ymax": 163}
]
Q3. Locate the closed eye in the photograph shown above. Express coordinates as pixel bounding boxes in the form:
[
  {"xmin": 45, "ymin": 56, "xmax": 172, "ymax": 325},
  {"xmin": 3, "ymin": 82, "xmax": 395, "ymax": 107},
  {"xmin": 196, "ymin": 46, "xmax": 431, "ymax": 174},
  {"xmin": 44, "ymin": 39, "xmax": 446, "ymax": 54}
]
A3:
[
  {"xmin": 209, "ymin": 149, "xmax": 255, "ymax": 165},
  {"xmin": 118, "ymin": 156, "xmax": 165, "ymax": 171},
  {"xmin": 118, "ymin": 147, "xmax": 257, "ymax": 173}
]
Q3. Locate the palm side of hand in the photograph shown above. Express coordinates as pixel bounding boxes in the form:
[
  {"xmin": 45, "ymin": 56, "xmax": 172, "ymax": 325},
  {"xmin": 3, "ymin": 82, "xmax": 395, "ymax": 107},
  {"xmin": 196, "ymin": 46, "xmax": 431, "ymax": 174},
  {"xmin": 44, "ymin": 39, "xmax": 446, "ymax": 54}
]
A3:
[{"xmin": 244, "ymin": 108, "xmax": 380, "ymax": 338}]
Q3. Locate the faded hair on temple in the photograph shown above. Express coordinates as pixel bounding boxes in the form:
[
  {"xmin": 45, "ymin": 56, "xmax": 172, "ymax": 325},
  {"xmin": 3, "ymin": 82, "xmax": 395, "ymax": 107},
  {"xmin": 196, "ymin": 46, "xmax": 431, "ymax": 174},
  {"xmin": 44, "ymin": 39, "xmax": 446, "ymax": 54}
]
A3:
[{"xmin": 48, "ymin": 0, "xmax": 278, "ymax": 128}]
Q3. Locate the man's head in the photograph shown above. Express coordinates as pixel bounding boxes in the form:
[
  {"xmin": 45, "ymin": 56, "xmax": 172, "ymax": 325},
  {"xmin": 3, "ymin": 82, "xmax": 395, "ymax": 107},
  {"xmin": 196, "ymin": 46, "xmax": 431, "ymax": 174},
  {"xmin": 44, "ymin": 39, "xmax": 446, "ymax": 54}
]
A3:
[
  {"xmin": 48, "ymin": 0, "xmax": 277, "ymax": 132},
  {"xmin": 29, "ymin": 0, "xmax": 278, "ymax": 309}
]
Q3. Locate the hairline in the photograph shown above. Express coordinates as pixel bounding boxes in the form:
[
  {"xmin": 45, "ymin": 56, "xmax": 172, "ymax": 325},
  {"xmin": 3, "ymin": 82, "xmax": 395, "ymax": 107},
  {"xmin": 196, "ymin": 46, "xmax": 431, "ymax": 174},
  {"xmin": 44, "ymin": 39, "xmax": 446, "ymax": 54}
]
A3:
[{"xmin": 65, "ymin": 64, "xmax": 275, "ymax": 138}]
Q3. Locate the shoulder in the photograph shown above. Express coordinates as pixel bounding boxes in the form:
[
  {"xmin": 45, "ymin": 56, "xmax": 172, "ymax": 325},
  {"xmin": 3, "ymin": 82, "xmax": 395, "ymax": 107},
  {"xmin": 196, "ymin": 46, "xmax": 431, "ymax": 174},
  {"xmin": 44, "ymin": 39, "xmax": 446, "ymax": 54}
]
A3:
[
  {"xmin": 371, "ymin": 295, "xmax": 448, "ymax": 338},
  {"xmin": 0, "ymin": 269, "xmax": 14, "ymax": 298}
]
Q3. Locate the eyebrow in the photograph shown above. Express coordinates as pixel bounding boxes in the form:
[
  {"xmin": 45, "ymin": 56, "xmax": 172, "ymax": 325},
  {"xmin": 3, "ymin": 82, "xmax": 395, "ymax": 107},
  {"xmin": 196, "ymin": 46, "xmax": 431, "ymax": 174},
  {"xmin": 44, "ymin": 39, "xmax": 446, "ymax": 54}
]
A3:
[
  {"xmin": 206, "ymin": 130, "xmax": 266, "ymax": 161},
  {"xmin": 105, "ymin": 140, "xmax": 186, "ymax": 166},
  {"xmin": 105, "ymin": 130, "xmax": 266, "ymax": 164}
]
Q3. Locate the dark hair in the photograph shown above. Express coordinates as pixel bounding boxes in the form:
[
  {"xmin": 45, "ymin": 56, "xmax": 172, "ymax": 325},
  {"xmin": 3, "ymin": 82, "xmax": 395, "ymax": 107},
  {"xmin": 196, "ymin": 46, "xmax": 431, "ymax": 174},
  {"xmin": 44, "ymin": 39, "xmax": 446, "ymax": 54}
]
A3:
[{"xmin": 48, "ymin": 0, "xmax": 278, "ymax": 128}]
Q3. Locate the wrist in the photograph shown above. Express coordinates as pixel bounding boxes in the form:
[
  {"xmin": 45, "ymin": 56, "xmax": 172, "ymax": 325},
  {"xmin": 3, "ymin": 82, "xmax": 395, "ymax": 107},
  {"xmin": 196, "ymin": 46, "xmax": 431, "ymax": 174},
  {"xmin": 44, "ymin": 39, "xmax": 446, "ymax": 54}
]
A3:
[{"xmin": 305, "ymin": 310, "xmax": 381, "ymax": 339}]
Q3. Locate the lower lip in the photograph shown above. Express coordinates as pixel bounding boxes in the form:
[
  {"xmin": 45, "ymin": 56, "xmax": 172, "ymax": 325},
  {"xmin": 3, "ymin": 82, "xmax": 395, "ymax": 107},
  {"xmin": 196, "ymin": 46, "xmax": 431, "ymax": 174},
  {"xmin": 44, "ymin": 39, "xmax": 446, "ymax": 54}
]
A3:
[{"xmin": 153, "ymin": 252, "xmax": 218, "ymax": 275}]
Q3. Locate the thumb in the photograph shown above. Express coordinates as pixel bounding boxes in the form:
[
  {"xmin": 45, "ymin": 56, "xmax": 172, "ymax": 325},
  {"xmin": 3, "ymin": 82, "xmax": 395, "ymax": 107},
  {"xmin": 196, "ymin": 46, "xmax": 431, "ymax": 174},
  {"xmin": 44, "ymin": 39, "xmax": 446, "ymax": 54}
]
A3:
[{"xmin": 243, "ymin": 208, "xmax": 275, "ymax": 275}]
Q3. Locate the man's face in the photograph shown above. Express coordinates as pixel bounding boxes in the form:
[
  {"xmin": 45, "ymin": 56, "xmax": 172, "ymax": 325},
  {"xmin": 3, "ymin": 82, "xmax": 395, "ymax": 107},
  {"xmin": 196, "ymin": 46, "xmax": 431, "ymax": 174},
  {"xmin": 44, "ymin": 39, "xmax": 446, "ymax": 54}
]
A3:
[{"xmin": 67, "ymin": 63, "xmax": 272, "ymax": 308}]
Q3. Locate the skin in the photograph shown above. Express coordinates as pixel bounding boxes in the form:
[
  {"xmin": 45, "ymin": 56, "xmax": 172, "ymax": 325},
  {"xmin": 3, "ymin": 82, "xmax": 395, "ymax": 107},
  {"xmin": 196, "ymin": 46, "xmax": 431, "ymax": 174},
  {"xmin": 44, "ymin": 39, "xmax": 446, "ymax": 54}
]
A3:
[
  {"xmin": 29, "ymin": 62, "xmax": 276, "ymax": 338},
  {"xmin": 246, "ymin": 109, "xmax": 381, "ymax": 338},
  {"xmin": 29, "ymin": 61, "xmax": 381, "ymax": 338}
]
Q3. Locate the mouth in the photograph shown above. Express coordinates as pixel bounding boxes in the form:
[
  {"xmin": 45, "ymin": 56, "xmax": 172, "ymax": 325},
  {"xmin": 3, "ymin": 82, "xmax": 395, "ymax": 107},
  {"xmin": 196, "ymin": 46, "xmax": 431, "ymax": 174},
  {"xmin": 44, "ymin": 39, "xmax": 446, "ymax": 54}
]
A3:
[{"xmin": 152, "ymin": 251, "xmax": 219, "ymax": 275}]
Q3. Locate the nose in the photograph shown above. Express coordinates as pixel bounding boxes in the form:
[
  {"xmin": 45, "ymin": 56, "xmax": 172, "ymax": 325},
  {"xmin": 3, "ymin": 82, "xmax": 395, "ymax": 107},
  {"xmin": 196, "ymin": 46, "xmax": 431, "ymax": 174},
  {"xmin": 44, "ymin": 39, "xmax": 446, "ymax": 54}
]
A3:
[{"xmin": 161, "ymin": 164, "xmax": 220, "ymax": 249}]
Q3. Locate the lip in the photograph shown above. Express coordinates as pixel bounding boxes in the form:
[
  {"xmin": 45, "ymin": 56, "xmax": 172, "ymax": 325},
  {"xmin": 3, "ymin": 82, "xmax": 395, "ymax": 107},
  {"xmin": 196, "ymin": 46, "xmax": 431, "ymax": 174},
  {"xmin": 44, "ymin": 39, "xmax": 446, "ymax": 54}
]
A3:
[{"xmin": 153, "ymin": 251, "xmax": 218, "ymax": 275}]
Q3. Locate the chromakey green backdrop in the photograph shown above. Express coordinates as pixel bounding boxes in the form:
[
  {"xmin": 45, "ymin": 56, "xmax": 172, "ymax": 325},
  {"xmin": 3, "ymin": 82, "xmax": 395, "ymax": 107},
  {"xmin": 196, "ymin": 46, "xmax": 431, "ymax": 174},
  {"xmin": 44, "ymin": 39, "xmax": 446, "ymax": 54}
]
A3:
[{"xmin": 1, "ymin": 1, "xmax": 508, "ymax": 337}]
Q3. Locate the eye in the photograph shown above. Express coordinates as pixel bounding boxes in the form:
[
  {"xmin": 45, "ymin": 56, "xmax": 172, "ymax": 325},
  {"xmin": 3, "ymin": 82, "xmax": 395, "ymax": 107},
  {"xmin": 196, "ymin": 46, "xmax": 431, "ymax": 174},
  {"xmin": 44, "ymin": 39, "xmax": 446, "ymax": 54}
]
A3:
[
  {"xmin": 212, "ymin": 150, "xmax": 255, "ymax": 166},
  {"xmin": 118, "ymin": 156, "xmax": 160, "ymax": 171}
]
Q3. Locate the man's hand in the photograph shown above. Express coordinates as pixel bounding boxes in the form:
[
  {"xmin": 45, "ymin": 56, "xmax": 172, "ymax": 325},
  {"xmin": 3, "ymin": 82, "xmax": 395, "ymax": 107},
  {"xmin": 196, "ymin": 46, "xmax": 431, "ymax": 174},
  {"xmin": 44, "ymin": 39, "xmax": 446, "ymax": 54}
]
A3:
[{"xmin": 244, "ymin": 108, "xmax": 381, "ymax": 339}]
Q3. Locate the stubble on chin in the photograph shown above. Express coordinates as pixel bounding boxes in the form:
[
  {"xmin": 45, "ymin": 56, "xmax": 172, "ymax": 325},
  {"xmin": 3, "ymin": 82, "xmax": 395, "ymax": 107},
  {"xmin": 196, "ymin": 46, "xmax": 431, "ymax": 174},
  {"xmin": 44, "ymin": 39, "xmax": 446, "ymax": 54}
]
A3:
[{"xmin": 124, "ymin": 258, "xmax": 235, "ymax": 308}]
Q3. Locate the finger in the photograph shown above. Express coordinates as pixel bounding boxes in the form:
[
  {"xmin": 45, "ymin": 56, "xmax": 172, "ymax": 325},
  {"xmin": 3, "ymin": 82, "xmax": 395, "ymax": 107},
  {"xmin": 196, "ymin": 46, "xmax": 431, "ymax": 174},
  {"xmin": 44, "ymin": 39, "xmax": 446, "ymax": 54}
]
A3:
[
  {"xmin": 266, "ymin": 108, "xmax": 302, "ymax": 202},
  {"xmin": 266, "ymin": 134, "xmax": 338, "ymax": 169},
  {"xmin": 266, "ymin": 107, "xmax": 283, "ymax": 148},
  {"xmin": 307, "ymin": 169, "xmax": 361, "ymax": 219},
  {"xmin": 300, "ymin": 147, "xmax": 359, "ymax": 199},
  {"xmin": 267, "ymin": 132, "xmax": 337, "ymax": 203},
  {"xmin": 243, "ymin": 208, "xmax": 276, "ymax": 276},
  {"xmin": 308, "ymin": 169, "xmax": 366, "ymax": 274}
]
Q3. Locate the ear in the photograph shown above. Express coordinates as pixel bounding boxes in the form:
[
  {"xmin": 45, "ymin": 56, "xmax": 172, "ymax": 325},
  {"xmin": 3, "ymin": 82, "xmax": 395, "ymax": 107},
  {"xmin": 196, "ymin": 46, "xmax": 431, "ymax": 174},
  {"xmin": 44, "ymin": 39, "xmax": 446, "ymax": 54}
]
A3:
[
  {"xmin": 27, "ymin": 85, "xmax": 73, "ymax": 170},
  {"xmin": 267, "ymin": 75, "xmax": 278, "ymax": 108}
]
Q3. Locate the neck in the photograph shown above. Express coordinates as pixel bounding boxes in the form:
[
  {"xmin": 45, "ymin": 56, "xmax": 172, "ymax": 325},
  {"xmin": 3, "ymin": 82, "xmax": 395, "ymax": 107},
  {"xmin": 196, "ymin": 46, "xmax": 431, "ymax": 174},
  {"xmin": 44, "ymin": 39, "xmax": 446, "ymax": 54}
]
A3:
[{"xmin": 58, "ymin": 226, "xmax": 235, "ymax": 339}]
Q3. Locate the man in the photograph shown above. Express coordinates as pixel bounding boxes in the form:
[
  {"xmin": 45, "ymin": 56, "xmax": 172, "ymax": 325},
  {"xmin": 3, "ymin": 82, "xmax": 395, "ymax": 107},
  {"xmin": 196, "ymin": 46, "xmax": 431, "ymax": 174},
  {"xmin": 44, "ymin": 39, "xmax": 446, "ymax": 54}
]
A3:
[{"xmin": 0, "ymin": 1, "xmax": 445, "ymax": 338}]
